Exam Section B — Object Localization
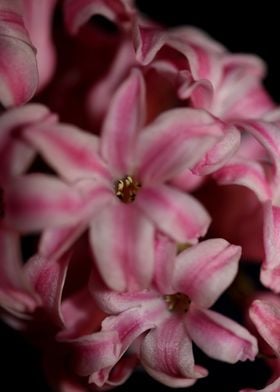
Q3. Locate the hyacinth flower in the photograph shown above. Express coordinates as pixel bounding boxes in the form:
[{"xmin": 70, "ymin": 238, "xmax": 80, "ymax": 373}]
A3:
[{"xmin": 4, "ymin": 69, "xmax": 238, "ymax": 293}]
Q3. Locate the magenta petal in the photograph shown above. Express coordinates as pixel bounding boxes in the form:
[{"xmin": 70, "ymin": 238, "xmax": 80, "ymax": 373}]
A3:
[
  {"xmin": 249, "ymin": 300, "xmax": 280, "ymax": 354},
  {"xmin": 261, "ymin": 203, "xmax": 280, "ymax": 292},
  {"xmin": 90, "ymin": 202, "xmax": 155, "ymax": 291},
  {"xmin": 186, "ymin": 307, "xmax": 258, "ymax": 363},
  {"xmin": 140, "ymin": 315, "xmax": 205, "ymax": 380},
  {"xmin": 24, "ymin": 123, "xmax": 110, "ymax": 182},
  {"xmin": 173, "ymin": 239, "xmax": 241, "ymax": 308},
  {"xmin": 100, "ymin": 68, "xmax": 146, "ymax": 176},
  {"xmin": 5, "ymin": 174, "xmax": 84, "ymax": 232},
  {"xmin": 137, "ymin": 185, "xmax": 210, "ymax": 243},
  {"xmin": 137, "ymin": 108, "xmax": 223, "ymax": 184},
  {"xmin": 24, "ymin": 253, "xmax": 70, "ymax": 325},
  {"xmin": 0, "ymin": 0, "xmax": 38, "ymax": 106}
]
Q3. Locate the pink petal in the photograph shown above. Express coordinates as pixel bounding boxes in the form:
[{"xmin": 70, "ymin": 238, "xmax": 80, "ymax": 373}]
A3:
[
  {"xmin": 193, "ymin": 125, "xmax": 241, "ymax": 175},
  {"xmin": 22, "ymin": 0, "xmax": 56, "ymax": 89},
  {"xmin": 0, "ymin": 0, "xmax": 38, "ymax": 106},
  {"xmin": 186, "ymin": 307, "xmax": 258, "ymax": 363},
  {"xmin": 0, "ymin": 228, "xmax": 38, "ymax": 313},
  {"xmin": 214, "ymin": 158, "xmax": 272, "ymax": 202},
  {"xmin": 100, "ymin": 68, "xmax": 146, "ymax": 177},
  {"xmin": 90, "ymin": 202, "xmax": 155, "ymax": 291},
  {"xmin": 64, "ymin": 0, "xmax": 132, "ymax": 34},
  {"xmin": 249, "ymin": 299, "xmax": 280, "ymax": 354},
  {"xmin": 4, "ymin": 174, "xmax": 85, "ymax": 232},
  {"xmin": 261, "ymin": 203, "xmax": 280, "ymax": 292},
  {"xmin": 136, "ymin": 185, "xmax": 210, "ymax": 243},
  {"xmin": 137, "ymin": 108, "xmax": 223, "ymax": 184},
  {"xmin": 170, "ymin": 169, "xmax": 204, "ymax": 192},
  {"xmin": 140, "ymin": 315, "xmax": 206, "ymax": 380},
  {"xmin": 24, "ymin": 123, "xmax": 110, "ymax": 182},
  {"xmin": 142, "ymin": 365, "xmax": 198, "ymax": 388},
  {"xmin": 173, "ymin": 239, "xmax": 241, "ymax": 308},
  {"xmin": 24, "ymin": 253, "xmax": 70, "ymax": 325}
]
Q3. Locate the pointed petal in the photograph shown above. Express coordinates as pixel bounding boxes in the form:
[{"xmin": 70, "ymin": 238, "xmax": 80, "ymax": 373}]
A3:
[
  {"xmin": 22, "ymin": 0, "xmax": 56, "ymax": 89},
  {"xmin": 137, "ymin": 185, "xmax": 210, "ymax": 243},
  {"xmin": 173, "ymin": 239, "xmax": 241, "ymax": 308},
  {"xmin": 0, "ymin": 0, "xmax": 38, "ymax": 106},
  {"xmin": 24, "ymin": 253, "xmax": 70, "ymax": 325},
  {"xmin": 214, "ymin": 158, "xmax": 272, "ymax": 202},
  {"xmin": 140, "ymin": 315, "xmax": 206, "ymax": 380},
  {"xmin": 186, "ymin": 307, "xmax": 258, "ymax": 363},
  {"xmin": 64, "ymin": 0, "xmax": 132, "ymax": 34},
  {"xmin": 249, "ymin": 299, "xmax": 280, "ymax": 354},
  {"xmin": 137, "ymin": 108, "xmax": 223, "ymax": 184},
  {"xmin": 24, "ymin": 123, "xmax": 110, "ymax": 182},
  {"xmin": 100, "ymin": 68, "xmax": 146, "ymax": 176},
  {"xmin": 4, "ymin": 174, "xmax": 84, "ymax": 232},
  {"xmin": 90, "ymin": 202, "xmax": 155, "ymax": 291},
  {"xmin": 261, "ymin": 203, "xmax": 280, "ymax": 292}
]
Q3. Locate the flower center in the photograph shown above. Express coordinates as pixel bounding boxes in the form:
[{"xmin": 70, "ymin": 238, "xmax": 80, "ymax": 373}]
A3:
[
  {"xmin": 163, "ymin": 292, "xmax": 191, "ymax": 313},
  {"xmin": 115, "ymin": 175, "xmax": 141, "ymax": 203}
]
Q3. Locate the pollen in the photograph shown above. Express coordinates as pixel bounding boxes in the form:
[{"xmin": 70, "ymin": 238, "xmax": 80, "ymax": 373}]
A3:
[
  {"xmin": 115, "ymin": 175, "xmax": 141, "ymax": 203},
  {"xmin": 163, "ymin": 292, "xmax": 191, "ymax": 313}
]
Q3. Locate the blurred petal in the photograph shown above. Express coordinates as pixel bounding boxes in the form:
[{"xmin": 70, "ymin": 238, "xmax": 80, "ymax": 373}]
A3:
[
  {"xmin": 5, "ymin": 174, "xmax": 84, "ymax": 232},
  {"xmin": 100, "ymin": 68, "xmax": 146, "ymax": 176},
  {"xmin": 137, "ymin": 108, "xmax": 223, "ymax": 184},
  {"xmin": 173, "ymin": 239, "xmax": 241, "ymax": 308},
  {"xmin": 0, "ymin": 0, "xmax": 38, "ymax": 106},
  {"xmin": 249, "ymin": 300, "xmax": 280, "ymax": 354},
  {"xmin": 90, "ymin": 202, "xmax": 155, "ymax": 291},
  {"xmin": 24, "ymin": 124, "xmax": 110, "ymax": 182},
  {"xmin": 186, "ymin": 307, "xmax": 258, "ymax": 363},
  {"xmin": 136, "ymin": 185, "xmax": 210, "ymax": 243},
  {"xmin": 141, "ymin": 315, "xmax": 205, "ymax": 379}
]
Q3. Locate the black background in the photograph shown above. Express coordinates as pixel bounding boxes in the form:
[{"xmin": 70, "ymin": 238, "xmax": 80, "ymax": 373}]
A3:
[{"xmin": 1, "ymin": 2, "xmax": 278, "ymax": 391}]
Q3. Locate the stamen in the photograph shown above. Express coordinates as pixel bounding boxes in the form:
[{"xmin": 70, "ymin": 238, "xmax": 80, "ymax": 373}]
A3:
[
  {"xmin": 163, "ymin": 292, "xmax": 191, "ymax": 313},
  {"xmin": 115, "ymin": 175, "xmax": 141, "ymax": 203}
]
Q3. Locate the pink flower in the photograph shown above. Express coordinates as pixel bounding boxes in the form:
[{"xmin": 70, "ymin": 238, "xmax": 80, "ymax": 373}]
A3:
[
  {"xmin": 68, "ymin": 237, "xmax": 257, "ymax": 388},
  {"xmin": 6, "ymin": 69, "xmax": 227, "ymax": 291}
]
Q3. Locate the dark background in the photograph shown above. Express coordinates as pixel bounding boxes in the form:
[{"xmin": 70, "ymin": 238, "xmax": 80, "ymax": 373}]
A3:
[{"xmin": 1, "ymin": 2, "xmax": 278, "ymax": 391}]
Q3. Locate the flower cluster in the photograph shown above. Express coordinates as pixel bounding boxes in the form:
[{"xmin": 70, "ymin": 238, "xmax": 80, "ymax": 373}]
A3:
[{"xmin": 1, "ymin": 1, "xmax": 280, "ymax": 391}]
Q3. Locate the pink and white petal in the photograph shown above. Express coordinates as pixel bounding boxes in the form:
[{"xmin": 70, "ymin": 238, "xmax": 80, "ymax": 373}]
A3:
[
  {"xmin": 140, "ymin": 315, "xmax": 205, "ymax": 379},
  {"xmin": 67, "ymin": 331, "xmax": 121, "ymax": 377},
  {"xmin": 137, "ymin": 108, "xmax": 223, "ymax": 184},
  {"xmin": 100, "ymin": 68, "xmax": 146, "ymax": 176},
  {"xmin": 0, "ymin": 228, "xmax": 38, "ymax": 313},
  {"xmin": 136, "ymin": 185, "xmax": 210, "ymax": 243},
  {"xmin": 101, "ymin": 354, "xmax": 138, "ymax": 388},
  {"xmin": 64, "ymin": 0, "xmax": 133, "ymax": 34},
  {"xmin": 24, "ymin": 124, "xmax": 110, "ymax": 182},
  {"xmin": 241, "ymin": 377, "xmax": 280, "ymax": 392},
  {"xmin": 186, "ymin": 307, "xmax": 258, "ymax": 363},
  {"xmin": 24, "ymin": 253, "xmax": 70, "ymax": 325},
  {"xmin": 170, "ymin": 168, "xmax": 204, "ymax": 192},
  {"xmin": 4, "ymin": 174, "xmax": 85, "ymax": 232},
  {"xmin": 214, "ymin": 158, "xmax": 272, "ymax": 202},
  {"xmin": 90, "ymin": 202, "xmax": 155, "ymax": 292},
  {"xmin": 249, "ymin": 300, "xmax": 280, "ymax": 354},
  {"xmin": 173, "ymin": 239, "xmax": 241, "ymax": 308},
  {"xmin": 193, "ymin": 125, "xmax": 241, "ymax": 175},
  {"xmin": 142, "ymin": 365, "xmax": 198, "ymax": 388},
  {"xmin": 0, "ymin": 0, "xmax": 38, "ymax": 106},
  {"xmin": 153, "ymin": 233, "xmax": 177, "ymax": 294},
  {"xmin": 261, "ymin": 203, "xmax": 280, "ymax": 292}
]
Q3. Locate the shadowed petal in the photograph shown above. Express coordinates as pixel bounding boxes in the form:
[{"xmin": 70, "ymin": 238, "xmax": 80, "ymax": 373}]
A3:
[
  {"xmin": 249, "ymin": 300, "xmax": 280, "ymax": 354},
  {"xmin": 100, "ymin": 68, "xmax": 146, "ymax": 176},
  {"xmin": 186, "ymin": 307, "xmax": 258, "ymax": 363},
  {"xmin": 0, "ymin": 0, "xmax": 38, "ymax": 106},
  {"xmin": 24, "ymin": 124, "xmax": 110, "ymax": 182},
  {"xmin": 136, "ymin": 185, "xmax": 210, "ymax": 243},
  {"xmin": 90, "ymin": 202, "xmax": 155, "ymax": 291},
  {"xmin": 140, "ymin": 315, "xmax": 206, "ymax": 380},
  {"xmin": 137, "ymin": 108, "xmax": 223, "ymax": 184},
  {"xmin": 4, "ymin": 174, "xmax": 84, "ymax": 232},
  {"xmin": 173, "ymin": 239, "xmax": 241, "ymax": 308}
]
